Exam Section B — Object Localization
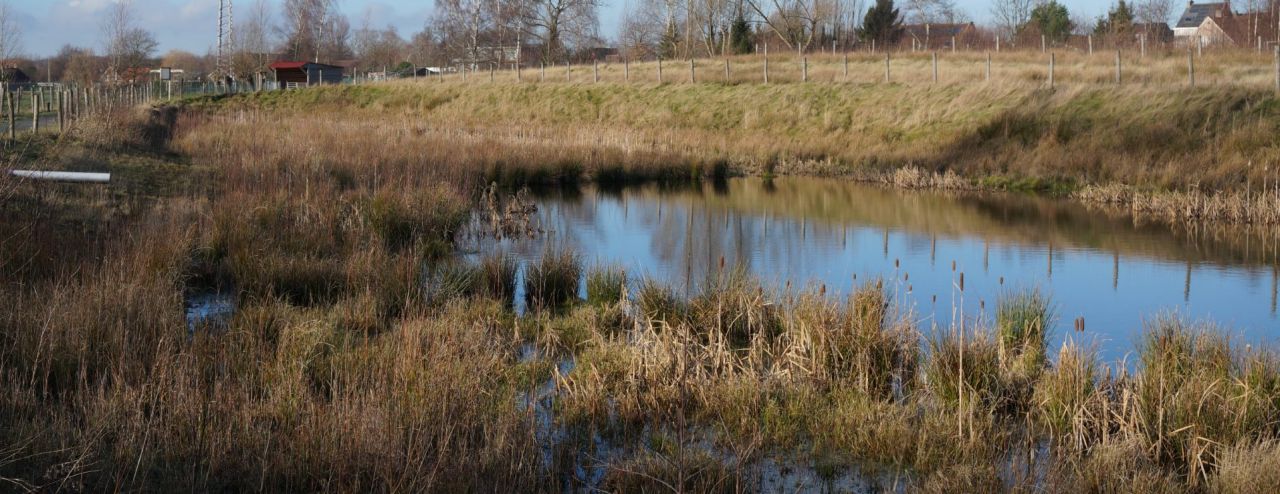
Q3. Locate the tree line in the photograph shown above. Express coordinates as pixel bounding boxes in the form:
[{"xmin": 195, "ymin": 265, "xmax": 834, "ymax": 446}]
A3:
[{"xmin": 0, "ymin": 0, "xmax": 1275, "ymax": 86}]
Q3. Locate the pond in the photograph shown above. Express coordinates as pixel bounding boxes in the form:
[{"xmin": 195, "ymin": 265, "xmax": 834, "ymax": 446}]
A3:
[{"xmin": 472, "ymin": 177, "xmax": 1280, "ymax": 364}]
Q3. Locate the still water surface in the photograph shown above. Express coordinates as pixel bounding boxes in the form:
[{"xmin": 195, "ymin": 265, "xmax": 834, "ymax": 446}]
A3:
[{"xmin": 476, "ymin": 177, "xmax": 1280, "ymax": 364}]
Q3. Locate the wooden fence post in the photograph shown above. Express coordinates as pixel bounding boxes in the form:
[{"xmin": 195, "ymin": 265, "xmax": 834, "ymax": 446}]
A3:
[
  {"xmin": 1088, "ymin": 35, "xmax": 1093, "ymax": 55},
  {"xmin": 1274, "ymin": 46, "xmax": 1279, "ymax": 93},
  {"xmin": 565, "ymin": 60, "xmax": 570, "ymax": 82},
  {"xmin": 624, "ymin": 58, "xmax": 629, "ymax": 82},
  {"xmin": 1188, "ymin": 48, "xmax": 1195, "ymax": 87},
  {"xmin": 1041, "ymin": 34, "xmax": 1046, "ymax": 53},
  {"xmin": 1116, "ymin": 50, "xmax": 1122, "ymax": 84},
  {"xmin": 985, "ymin": 52, "xmax": 991, "ymax": 82},
  {"xmin": 842, "ymin": 52, "xmax": 848, "ymax": 79},
  {"xmin": 658, "ymin": 57, "xmax": 663, "ymax": 83},
  {"xmin": 56, "ymin": 90, "xmax": 63, "ymax": 134},
  {"xmin": 884, "ymin": 52, "xmax": 890, "ymax": 83},
  {"xmin": 763, "ymin": 52, "xmax": 769, "ymax": 83},
  {"xmin": 802, "ymin": 57, "xmax": 808, "ymax": 82},
  {"xmin": 31, "ymin": 92, "xmax": 38, "ymax": 134},
  {"xmin": 593, "ymin": 59, "xmax": 598, "ymax": 83},
  {"xmin": 932, "ymin": 52, "xmax": 938, "ymax": 83},
  {"xmin": 1049, "ymin": 52, "xmax": 1055, "ymax": 88},
  {"xmin": 724, "ymin": 58, "xmax": 730, "ymax": 82},
  {"xmin": 6, "ymin": 91, "xmax": 13, "ymax": 142},
  {"xmin": 540, "ymin": 62, "xmax": 545, "ymax": 82},
  {"xmin": 689, "ymin": 58, "xmax": 695, "ymax": 83}
]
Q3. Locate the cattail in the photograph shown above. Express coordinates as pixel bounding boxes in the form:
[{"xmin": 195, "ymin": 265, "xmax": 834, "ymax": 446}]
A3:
[
  {"xmin": 904, "ymin": 272, "xmax": 909, "ymax": 281},
  {"xmin": 951, "ymin": 260, "xmax": 956, "ymax": 271},
  {"xmin": 907, "ymin": 284, "xmax": 913, "ymax": 293},
  {"xmin": 980, "ymin": 299, "xmax": 985, "ymax": 310},
  {"xmin": 719, "ymin": 255, "xmax": 725, "ymax": 270},
  {"xmin": 999, "ymin": 276, "xmax": 1004, "ymax": 285},
  {"xmin": 959, "ymin": 272, "xmax": 965, "ymax": 291},
  {"xmin": 820, "ymin": 284, "xmax": 827, "ymax": 296},
  {"xmin": 932, "ymin": 294, "xmax": 937, "ymax": 303},
  {"xmin": 895, "ymin": 258, "xmax": 900, "ymax": 268}
]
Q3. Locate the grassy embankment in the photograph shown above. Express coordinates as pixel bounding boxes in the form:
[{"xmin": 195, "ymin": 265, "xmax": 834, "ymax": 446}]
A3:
[{"xmin": 189, "ymin": 56, "xmax": 1280, "ymax": 224}]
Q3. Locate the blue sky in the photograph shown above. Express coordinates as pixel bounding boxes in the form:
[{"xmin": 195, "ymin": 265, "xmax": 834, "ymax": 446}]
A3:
[{"xmin": 10, "ymin": 0, "xmax": 1134, "ymax": 58}]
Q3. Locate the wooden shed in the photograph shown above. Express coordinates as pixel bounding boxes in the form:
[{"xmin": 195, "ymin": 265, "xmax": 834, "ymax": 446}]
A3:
[{"xmin": 269, "ymin": 61, "xmax": 344, "ymax": 86}]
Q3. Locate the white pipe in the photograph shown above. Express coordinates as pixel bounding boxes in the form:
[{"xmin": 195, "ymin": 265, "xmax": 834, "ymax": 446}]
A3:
[{"xmin": 10, "ymin": 170, "xmax": 110, "ymax": 183}]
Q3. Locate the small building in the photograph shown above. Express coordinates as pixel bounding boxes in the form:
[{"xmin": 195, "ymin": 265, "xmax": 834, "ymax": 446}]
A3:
[
  {"xmin": 903, "ymin": 23, "xmax": 979, "ymax": 50},
  {"xmin": 269, "ymin": 61, "xmax": 344, "ymax": 86}
]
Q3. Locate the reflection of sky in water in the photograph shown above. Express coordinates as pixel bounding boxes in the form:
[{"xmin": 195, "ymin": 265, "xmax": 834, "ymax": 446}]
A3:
[{"xmin": 480, "ymin": 178, "xmax": 1279, "ymax": 364}]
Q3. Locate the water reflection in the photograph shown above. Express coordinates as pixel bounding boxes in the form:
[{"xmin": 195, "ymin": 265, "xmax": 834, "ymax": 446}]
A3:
[{"xmin": 486, "ymin": 177, "xmax": 1280, "ymax": 363}]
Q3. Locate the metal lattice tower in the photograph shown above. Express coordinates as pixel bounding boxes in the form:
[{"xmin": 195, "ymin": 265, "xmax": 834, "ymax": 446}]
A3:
[{"xmin": 215, "ymin": 0, "xmax": 233, "ymax": 81}]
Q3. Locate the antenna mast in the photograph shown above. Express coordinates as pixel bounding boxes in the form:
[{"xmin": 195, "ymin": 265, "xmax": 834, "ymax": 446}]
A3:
[{"xmin": 215, "ymin": 0, "xmax": 234, "ymax": 81}]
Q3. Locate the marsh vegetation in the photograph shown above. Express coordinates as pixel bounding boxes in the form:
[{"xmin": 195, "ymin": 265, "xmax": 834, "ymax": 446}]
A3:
[{"xmin": 2, "ymin": 68, "xmax": 1280, "ymax": 491}]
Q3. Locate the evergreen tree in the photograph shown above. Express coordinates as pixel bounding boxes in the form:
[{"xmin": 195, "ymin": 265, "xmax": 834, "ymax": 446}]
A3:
[
  {"xmin": 859, "ymin": 0, "xmax": 903, "ymax": 45},
  {"xmin": 729, "ymin": 12, "xmax": 754, "ymax": 54},
  {"xmin": 1029, "ymin": 1, "xmax": 1074, "ymax": 43},
  {"xmin": 1096, "ymin": 0, "xmax": 1135, "ymax": 36}
]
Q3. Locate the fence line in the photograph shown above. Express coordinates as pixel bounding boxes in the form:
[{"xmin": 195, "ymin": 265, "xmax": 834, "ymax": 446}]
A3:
[
  {"xmin": 6, "ymin": 46, "xmax": 1279, "ymax": 143},
  {"xmin": 412, "ymin": 49, "xmax": 1280, "ymax": 92}
]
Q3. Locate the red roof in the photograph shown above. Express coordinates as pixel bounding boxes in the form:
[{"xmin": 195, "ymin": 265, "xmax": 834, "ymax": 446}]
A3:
[{"xmin": 269, "ymin": 61, "xmax": 308, "ymax": 70}]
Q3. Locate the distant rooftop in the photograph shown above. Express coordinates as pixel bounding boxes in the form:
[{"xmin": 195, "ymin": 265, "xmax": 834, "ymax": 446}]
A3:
[{"xmin": 1176, "ymin": 1, "xmax": 1231, "ymax": 29}]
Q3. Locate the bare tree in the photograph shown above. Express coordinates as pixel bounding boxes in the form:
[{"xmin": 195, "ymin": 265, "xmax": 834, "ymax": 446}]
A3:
[
  {"xmin": 233, "ymin": 0, "xmax": 275, "ymax": 80},
  {"xmin": 102, "ymin": 0, "xmax": 158, "ymax": 82},
  {"xmin": 1135, "ymin": 0, "xmax": 1174, "ymax": 26},
  {"xmin": 0, "ymin": 1, "xmax": 21, "ymax": 62},
  {"xmin": 433, "ymin": 0, "xmax": 494, "ymax": 68},
  {"xmin": 354, "ymin": 14, "xmax": 407, "ymax": 72},
  {"xmin": 745, "ymin": 0, "xmax": 836, "ymax": 52},
  {"xmin": 407, "ymin": 26, "xmax": 444, "ymax": 66},
  {"xmin": 526, "ymin": 0, "xmax": 601, "ymax": 62},
  {"xmin": 991, "ymin": 0, "xmax": 1036, "ymax": 38},
  {"xmin": 618, "ymin": 0, "xmax": 674, "ymax": 58},
  {"xmin": 279, "ymin": 0, "xmax": 351, "ymax": 62},
  {"xmin": 904, "ymin": 0, "xmax": 963, "ymax": 24}
]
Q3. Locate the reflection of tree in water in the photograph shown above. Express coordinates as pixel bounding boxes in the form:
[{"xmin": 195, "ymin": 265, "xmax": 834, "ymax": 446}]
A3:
[{"xmin": 540, "ymin": 183, "xmax": 859, "ymax": 293}]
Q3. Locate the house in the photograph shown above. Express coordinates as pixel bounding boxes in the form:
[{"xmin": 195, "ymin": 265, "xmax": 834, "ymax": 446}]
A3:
[
  {"xmin": 0, "ymin": 65, "xmax": 31, "ymax": 85},
  {"xmin": 902, "ymin": 23, "xmax": 978, "ymax": 50},
  {"xmin": 1174, "ymin": 1, "xmax": 1234, "ymax": 44},
  {"xmin": 1173, "ymin": 0, "xmax": 1279, "ymax": 47},
  {"xmin": 1215, "ymin": 12, "xmax": 1279, "ymax": 48},
  {"xmin": 269, "ymin": 61, "xmax": 344, "ymax": 86}
]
